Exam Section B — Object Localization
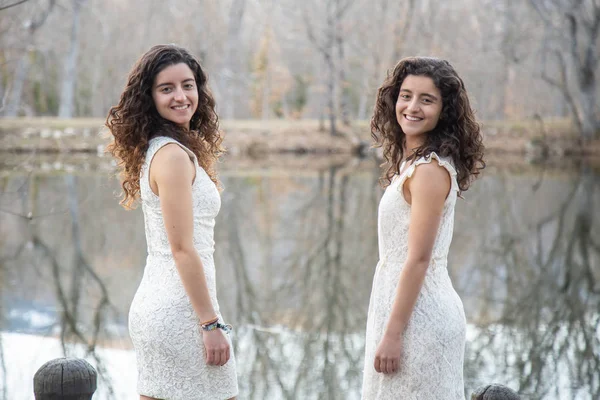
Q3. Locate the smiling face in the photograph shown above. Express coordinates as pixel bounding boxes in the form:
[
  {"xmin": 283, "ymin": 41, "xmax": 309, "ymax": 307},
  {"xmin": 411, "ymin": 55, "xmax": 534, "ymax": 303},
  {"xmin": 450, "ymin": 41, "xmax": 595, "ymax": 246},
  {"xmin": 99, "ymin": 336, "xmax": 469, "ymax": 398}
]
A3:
[
  {"xmin": 152, "ymin": 62, "xmax": 199, "ymax": 130},
  {"xmin": 396, "ymin": 74, "xmax": 443, "ymax": 149}
]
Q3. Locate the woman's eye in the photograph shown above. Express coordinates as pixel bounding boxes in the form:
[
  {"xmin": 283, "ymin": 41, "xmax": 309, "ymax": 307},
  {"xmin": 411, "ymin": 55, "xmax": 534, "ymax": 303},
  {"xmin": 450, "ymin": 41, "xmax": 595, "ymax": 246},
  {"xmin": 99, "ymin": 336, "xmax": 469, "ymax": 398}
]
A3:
[
  {"xmin": 161, "ymin": 87, "xmax": 172, "ymax": 93},
  {"xmin": 184, "ymin": 84, "xmax": 195, "ymax": 89}
]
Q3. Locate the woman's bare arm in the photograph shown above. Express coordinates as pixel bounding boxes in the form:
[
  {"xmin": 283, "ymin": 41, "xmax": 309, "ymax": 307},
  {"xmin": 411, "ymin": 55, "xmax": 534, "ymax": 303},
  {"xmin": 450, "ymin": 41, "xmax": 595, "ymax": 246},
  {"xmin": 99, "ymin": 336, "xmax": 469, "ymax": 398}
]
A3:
[
  {"xmin": 151, "ymin": 144, "xmax": 216, "ymax": 322},
  {"xmin": 386, "ymin": 162, "xmax": 450, "ymax": 336},
  {"xmin": 375, "ymin": 162, "xmax": 451, "ymax": 374}
]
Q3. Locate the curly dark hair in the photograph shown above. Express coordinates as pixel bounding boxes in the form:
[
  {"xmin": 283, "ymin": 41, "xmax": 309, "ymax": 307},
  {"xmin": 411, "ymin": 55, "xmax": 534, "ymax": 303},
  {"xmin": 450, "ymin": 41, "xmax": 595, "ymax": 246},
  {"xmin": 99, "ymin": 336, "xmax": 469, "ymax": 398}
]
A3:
[
  {"xmin": 371, "ymin": 56, "xmax": 485, "ymax": 193},
  {"xmin": 106, "ymin": 44, "xmax": 224, "ymax": 209}
]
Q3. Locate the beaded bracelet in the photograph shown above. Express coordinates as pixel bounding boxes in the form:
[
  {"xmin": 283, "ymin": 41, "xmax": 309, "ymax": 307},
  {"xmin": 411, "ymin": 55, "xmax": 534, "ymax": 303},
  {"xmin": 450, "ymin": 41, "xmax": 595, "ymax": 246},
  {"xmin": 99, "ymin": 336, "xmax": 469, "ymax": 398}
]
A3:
[
  {"xmin": 201, "ymin": 320, "xmax": 233, "ymax": 333},
  {"xmin": 201, "ymin": 316, "xmax": 219, "ymax": 326}
]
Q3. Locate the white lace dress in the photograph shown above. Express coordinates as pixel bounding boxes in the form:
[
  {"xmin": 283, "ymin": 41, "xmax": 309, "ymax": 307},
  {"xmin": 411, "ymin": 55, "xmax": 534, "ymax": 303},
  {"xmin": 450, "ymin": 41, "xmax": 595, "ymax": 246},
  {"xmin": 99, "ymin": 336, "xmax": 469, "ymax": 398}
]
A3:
[
  {"xmin": 128, "ymin": 136, "xmax": 238, "ymax": 399},
  {"xmin": 362, "ymin": 152, "xmax": 466, "ymax": 400}
]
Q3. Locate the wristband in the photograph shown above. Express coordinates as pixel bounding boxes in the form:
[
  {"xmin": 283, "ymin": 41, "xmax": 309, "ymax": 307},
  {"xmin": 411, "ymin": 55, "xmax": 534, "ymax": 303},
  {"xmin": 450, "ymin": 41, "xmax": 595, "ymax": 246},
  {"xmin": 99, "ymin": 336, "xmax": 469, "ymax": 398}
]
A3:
[
  {"xmin": 201, "ymin": 320, "xmax": 233, "ymax": 333},
  {"xmin": 200, "ymin": 316, "xmax": 219, "ymax": 326}
]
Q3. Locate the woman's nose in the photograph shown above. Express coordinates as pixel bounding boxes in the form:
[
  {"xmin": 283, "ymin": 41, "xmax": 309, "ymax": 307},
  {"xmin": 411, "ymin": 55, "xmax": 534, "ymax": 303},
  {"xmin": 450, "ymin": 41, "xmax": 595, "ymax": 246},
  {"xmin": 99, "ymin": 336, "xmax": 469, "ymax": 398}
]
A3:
[
  {"xmin": 407, "ymin": 99, "xmax": 419, "ymax": 112},
  {"xmin": 173, "ymin": 87, "xmax": 186, "ymax": 101}
]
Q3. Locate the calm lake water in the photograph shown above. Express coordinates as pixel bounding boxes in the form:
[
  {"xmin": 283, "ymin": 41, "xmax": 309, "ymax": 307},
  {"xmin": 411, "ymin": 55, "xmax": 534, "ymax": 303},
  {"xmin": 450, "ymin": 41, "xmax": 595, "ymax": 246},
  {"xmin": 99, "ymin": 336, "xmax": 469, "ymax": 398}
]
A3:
[{"xmin": 0, "ymin": 152, "xmax": 598, "ymax": 400}]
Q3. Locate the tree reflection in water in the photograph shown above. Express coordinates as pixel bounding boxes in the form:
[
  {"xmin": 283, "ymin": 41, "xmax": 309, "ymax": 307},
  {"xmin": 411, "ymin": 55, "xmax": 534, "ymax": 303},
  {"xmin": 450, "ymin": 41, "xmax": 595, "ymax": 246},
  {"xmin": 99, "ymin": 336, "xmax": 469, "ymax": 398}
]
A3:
[
  {"xmin": 216, "ymin": 158, "xmax": 380, "ymax": 399},
  {"xmin": 462, "ymin": 162, "xmax": 600, "ymax": 399},
  {"xmin": 0, "ymin": 174, "xmax": 123, "ymax": 398},
  {"xmin": 0, "ymin": 155, "xmax": 598, "ymax": 399}
]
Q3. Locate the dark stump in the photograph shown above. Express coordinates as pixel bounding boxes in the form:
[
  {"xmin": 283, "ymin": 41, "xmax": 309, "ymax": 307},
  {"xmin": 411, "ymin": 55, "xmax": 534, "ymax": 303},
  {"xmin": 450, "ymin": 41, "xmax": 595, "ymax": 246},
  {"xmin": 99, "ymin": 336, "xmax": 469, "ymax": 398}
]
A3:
[
  {"xmin": 33, "ymin": 358, "xmax": 97, "ymax": 400},
  {"xmin": 472, "ymin": 384, "xmax": 521, "ymax": 400}
]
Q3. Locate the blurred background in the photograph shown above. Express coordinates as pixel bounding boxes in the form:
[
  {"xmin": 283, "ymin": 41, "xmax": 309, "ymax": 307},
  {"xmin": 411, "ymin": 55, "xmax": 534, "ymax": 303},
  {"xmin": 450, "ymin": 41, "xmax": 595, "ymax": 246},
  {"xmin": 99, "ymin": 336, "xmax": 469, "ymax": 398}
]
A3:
[{"xmin": 0, "ymin": 0, "xmax": 599, "ymax": 399}]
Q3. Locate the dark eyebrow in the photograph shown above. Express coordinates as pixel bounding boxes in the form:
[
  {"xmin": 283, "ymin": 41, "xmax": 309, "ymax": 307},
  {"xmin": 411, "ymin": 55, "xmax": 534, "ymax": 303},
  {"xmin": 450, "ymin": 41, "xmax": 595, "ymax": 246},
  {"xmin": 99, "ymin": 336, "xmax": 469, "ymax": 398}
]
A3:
[
  {"xmin": 400, "ymin": 88, "xmax": 439, "ymax": 101},
  {"xmin": 155, "ymin": 78, "xmax": 195, "ymax": 88},
  {"xmin": 422, "ymin": 93, "xmax": 439, "ymax": 101}
]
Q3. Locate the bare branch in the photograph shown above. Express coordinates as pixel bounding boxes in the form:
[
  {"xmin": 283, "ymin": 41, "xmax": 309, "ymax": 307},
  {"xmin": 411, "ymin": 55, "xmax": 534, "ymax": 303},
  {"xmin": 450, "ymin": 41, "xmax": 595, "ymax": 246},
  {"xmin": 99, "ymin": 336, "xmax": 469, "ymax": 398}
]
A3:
[
  {"xmin": 581, "ymin": 2, "xmax": 600, "ymax": 79},
  {"xmin": 0, "ymin": 0, "xmax": 29, "ymax": 12},
  {"xmin": 541, "ymin": 49, "xmax": 582, "ymax": 132},
  {"xmin": 566, "ymin": 12, "xmax": 579, "ymax": 64},
  {"xmin": 392, "ymin": 0, "xmax": 415, "ymax": 60},
  {"xmin": 334, "ymin": 0, "xmax": 355, "ymax": 20},
  {"xmin": 528, "ymin": 0, "xmax": 557, "ymax": 28},
  {"xmin": 302, "ymin": 6, "xmax": 327, "ymax": 56},
  {"xmin": 30, "ymin": 0, "xmax": 56, "ymax": 31}
]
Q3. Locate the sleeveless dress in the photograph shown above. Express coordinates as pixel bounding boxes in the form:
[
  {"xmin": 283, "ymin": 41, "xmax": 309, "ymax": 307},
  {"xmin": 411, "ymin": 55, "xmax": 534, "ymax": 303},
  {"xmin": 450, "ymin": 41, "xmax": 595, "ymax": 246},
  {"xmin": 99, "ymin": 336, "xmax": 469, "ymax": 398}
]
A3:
[
  {"xmin": 362, "ymin": 152, "xmax": 466, "ymax": 400},
  {"xmin": 128, "ymin": 136, "xmax": 238, "ymax": 399}
]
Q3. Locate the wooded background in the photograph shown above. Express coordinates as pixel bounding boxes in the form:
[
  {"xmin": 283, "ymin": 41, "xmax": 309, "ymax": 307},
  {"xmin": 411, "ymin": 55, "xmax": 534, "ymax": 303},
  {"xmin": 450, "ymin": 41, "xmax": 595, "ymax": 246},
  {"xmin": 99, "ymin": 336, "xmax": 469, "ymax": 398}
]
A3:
[{"xmin": 0, "ymin": 0, "xmax": 598, "ymax": 138}]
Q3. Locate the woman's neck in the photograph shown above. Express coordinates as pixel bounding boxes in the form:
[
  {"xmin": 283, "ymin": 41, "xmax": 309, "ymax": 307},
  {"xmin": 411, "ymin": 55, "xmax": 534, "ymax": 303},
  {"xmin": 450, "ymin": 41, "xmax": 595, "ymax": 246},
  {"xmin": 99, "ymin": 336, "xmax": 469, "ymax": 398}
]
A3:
[{"xmin": 404, "ymin": 137, "xmax": 425, "ymax": 154}]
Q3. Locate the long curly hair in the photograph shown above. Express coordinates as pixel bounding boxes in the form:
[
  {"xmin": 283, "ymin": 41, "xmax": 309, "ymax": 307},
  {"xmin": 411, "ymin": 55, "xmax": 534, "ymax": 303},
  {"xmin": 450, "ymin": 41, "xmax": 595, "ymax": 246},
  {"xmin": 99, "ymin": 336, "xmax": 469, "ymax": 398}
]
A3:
[
  {"xmin": 371, "ymin": 57, "xmax": 485, "ymax": 193},
  {"xmin": 106, "ymin": 44, "xmax": 224, "ymax": 209}
]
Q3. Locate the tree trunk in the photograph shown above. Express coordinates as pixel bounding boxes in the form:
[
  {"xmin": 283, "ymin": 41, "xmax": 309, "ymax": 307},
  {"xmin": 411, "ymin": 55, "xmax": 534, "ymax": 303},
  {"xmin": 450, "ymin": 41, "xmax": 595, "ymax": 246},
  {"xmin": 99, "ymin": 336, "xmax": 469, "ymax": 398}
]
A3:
[
  {"xmin": 0, "ymin": 68, "xmax": 4, "ymax": 114},
  {"xmin": 4, "ymin": 48, "xmax": 31, "ymax": 117},
  {"xmin": 261, "ymin": 64, "xmax": 270, "ymax": 120},
  {"xmin": 576, "ymin": 83, "xmax": 599, "ymax": 140},
  {"xmin": 325, "ymin": 50, "xmax": 337, "ymax": 136},
  {"xmin": 325, "ymin": 2, "xmax": 337, "ymax": 136},
  {"xmin": 336, "ymin": 27, "xmax": 350, "ymax": 126},
  {"xmin": 530, "ymin": 0, "xmax": 600, "ymax": 139},
  {"xmin": 220, "ymin": 0, "xmax": 247, "ymax": 119},
  {"xmin": 319, "ymin": 97, "xmax": 325, "ymax": 131},
  {"xmin": 58, "ymin": 0, "xmax": 84, "ymax": 118},
  {"xmin": 4, "ymin": 1, "xmax": 55, "ymax": 116},
  {"xmin": 502, "ymin": 64, "xmax": 515, "ymax": 119},
  {"xmin": 391, "ymin": 0, "xmax": 416, "ymax": 62},
  {"xmin": 357, "ymin": 78, "xmax": 369, "ymax": 121},
  {"xmin": 90, "ymin": 4, "xmax": 111, "ymax": 117},
  {"xmin": 572, "ymin": 3, "xmax": 600, "ymax": 140},
  {"xmin": 34, "ymin": 358, "xmax": 97, "ymax": 400}
]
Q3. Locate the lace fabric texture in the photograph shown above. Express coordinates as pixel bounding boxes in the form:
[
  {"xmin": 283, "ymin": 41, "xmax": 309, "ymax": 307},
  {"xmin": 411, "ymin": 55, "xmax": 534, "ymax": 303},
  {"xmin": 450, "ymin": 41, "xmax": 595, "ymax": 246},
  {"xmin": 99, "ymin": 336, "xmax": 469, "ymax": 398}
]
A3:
[
  {"xmin": 128, "ymin": 136, "xmax": 238, "ymax": 399},
  {"xmin": 362, "ymin": 152, "xmax": 466, "ymax": 400}
]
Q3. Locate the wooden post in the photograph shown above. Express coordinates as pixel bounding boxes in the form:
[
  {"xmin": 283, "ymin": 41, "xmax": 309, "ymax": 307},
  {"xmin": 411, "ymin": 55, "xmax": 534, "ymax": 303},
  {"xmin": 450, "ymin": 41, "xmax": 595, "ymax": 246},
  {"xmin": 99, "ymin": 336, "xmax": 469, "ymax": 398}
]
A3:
[
  {"xmin": 33, "ymin": 357, "xmax": 97, "ymax": 400},
  {"xmin": 472, "ymin": 384, "xmax": 521, "ymax": 400}
]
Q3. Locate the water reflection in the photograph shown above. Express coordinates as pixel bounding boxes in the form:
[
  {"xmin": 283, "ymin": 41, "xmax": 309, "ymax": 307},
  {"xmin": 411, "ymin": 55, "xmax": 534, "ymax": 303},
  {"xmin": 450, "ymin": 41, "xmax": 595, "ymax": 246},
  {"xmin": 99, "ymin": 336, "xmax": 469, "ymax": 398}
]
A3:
[
  {"xmin": 0, "ymin": 153, "xmax": 598, "ymax": 399},
  {"xmin": 458, "ymin": 161, "xmax": 600, "ymax": 400},
  {"xmin": 217, "ymin": 160, "xmax": 379, "ymax": 399}
]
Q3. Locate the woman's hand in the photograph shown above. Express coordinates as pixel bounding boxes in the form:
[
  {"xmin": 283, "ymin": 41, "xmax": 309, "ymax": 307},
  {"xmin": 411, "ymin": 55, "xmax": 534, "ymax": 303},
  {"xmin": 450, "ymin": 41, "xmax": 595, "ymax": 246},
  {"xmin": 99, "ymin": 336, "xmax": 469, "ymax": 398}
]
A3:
[
  {"xmin": 202, "ymin": 329, "xmax": 231, "ymax": 366},
  {"xmin": 374, "ymin": 333, "xmax": 402, "ymax": 374}
]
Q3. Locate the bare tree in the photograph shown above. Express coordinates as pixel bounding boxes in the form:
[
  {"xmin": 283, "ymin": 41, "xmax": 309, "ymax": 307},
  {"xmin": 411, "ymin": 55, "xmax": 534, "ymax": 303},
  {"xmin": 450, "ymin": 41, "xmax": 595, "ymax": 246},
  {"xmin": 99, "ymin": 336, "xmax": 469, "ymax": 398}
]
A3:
[
  {"xmin": 496, "ymin": 1, "xmax": 528, "ymax": 119},
  {"xmin": 303, "ymin": 0, "xmax": 355, "ymax": 136},
  {"xmin": 0, "ymin": 0, "xmax": 31, "ymax": 11},
  {"xmin": 3, "ymin": 0, "xmax": 55, "ymax": 117},
  {"xmin": 529, "ymin": 0, "xmax": 600, "ymax": 139},
  {"xmin": 461, "ymin": 163, "xmax": 600, "ymax": 398},
  {"xmin": 353, "ymin": 0, "xmax": 415, "ymax": 120},
  {"xmin": 58, "ymin": 0, "xmax": 86, "ymax": 118},
  {"xmin": 0, "ymin": 0, "xmax": 596, "ymax": 127},
  {"xmin": 219, "ymin": 0, "xmax": 247, "ymax": 119},
  {"xmin": 335, "ymin": 14, "xmax": 350, "ymax": 126},
  {"xmin": 390, "ymin": 0, "xmax": 415, "ymax": 63}
]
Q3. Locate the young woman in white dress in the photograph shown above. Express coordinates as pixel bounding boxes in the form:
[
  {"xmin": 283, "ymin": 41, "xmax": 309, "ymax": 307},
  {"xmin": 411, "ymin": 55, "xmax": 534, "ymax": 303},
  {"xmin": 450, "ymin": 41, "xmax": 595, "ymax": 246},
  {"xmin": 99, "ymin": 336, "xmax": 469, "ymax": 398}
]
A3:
[
  {"xmin": 362, "ymin": 57, "xmax": 485, "ymax": 399},
  {"xmin": 107, "ymin": 45, "xmax": 238, "ymax": 400}
]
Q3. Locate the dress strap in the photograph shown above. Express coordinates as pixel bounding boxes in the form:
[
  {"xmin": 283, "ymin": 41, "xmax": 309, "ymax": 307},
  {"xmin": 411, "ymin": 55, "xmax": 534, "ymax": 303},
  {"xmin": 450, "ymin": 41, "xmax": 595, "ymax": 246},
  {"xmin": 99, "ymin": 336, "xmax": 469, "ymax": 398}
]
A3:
[
  {"xmin": 414, "ymin": 152, "xmax": 457, "ymax": 177},
  {"xmin": 396, "ymin": 152, "xmax": 459, "ymax": 200},
  {"xmin": 140, "ymin": 136, "xmax": 198, "ymax": 202},
  {"xmin": 146, "ymin": 136, "xmax": 197, "ymax": 167}
]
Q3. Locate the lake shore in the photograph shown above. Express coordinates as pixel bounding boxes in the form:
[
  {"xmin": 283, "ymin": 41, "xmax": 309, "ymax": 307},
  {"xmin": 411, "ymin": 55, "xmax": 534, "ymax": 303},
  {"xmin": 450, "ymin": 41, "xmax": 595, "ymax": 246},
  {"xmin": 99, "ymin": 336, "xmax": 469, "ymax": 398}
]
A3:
[
  {"xmin": 2, "ymin": 147, "xmax": 598, "ymax": 179},
  {"xmin": 0, "ymin": 117, "xmax": 598, "ymax": 157}
]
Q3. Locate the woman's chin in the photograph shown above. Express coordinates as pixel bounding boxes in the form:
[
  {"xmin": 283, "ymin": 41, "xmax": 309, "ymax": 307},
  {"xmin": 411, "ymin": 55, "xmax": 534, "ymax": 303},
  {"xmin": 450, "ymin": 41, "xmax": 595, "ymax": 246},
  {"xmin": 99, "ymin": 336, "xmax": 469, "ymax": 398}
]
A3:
[
  {"xmin": 403, "ymin": 130, "xmax": 426, "ymax": 138},
  {"xmin": 165, "ymin": 117, "xmax": 191, "ymax": 128}
]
